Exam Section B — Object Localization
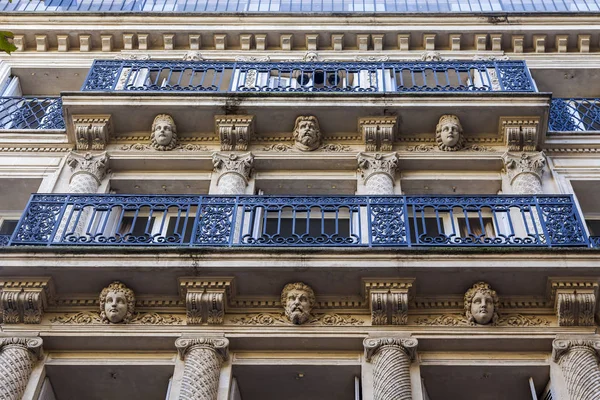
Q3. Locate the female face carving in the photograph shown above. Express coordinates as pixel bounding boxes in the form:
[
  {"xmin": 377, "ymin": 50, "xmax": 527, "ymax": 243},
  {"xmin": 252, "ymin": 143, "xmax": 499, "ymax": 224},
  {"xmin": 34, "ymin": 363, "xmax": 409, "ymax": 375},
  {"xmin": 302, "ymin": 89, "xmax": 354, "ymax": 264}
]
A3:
[
  {"xmin": 104, "ymin": 290, "xmax": 128, "ymax": 323},
  {"xmin": 440, "ymin": 121, "xmax": 461, "ymax": 148},
  {"xmin": 153, "ymin": 121, "xmax": 174, "ymax": 146},
  {"xmin": 470, "ymin": 291, "xmax": 495, "ymax": 325}
]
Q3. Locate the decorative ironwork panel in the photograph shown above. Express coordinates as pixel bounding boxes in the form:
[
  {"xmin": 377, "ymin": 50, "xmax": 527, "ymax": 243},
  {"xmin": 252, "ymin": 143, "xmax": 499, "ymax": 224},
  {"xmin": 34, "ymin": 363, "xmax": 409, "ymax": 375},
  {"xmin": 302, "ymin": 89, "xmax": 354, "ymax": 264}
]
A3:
[
  {"xmin": 0, "ymin": 97, "xmax": 65, "ymax": 129},
  {"xmin": 0, "ymin": 234, "xmax": 10, "ymax": 246},
  {"xmin": 81, "ymin": 60, "xmax": 536, "ymax": 94},
  {"xmin": 7, "ymin": 194, "xmax": 590, "ymax": 248},
  {"xmin": 590, "ymin": 236, "xmax": 600, "ymax": 248},
  {"xmin": 549, "ymin": 98, "xmax": 600, "ymax": 132}
]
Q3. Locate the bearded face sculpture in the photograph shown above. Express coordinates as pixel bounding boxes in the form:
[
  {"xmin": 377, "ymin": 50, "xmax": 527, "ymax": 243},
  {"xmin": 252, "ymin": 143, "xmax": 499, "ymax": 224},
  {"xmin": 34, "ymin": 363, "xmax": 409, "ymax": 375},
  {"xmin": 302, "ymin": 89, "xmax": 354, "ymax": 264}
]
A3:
[
  {"xmin": 100, "ymin": 281, "xmax": 135, "ymax": 324},
  {"xmin": 281, "ymin": 282, "xmax": 316, "ymax": 325},
  {"xmin": 293, "ymin": 116, "xmax": 322, "ymax": 152},
  {"xmin": 435, "ymin": 114, "xmax": 465, "ymax": 151},
  {"xmin": 464, "ymin": 282, "xmax": 499, "ymax": 326},
  {"xmin": 151, "ymin": 114, "xmax": 178, "ymax": 151}
]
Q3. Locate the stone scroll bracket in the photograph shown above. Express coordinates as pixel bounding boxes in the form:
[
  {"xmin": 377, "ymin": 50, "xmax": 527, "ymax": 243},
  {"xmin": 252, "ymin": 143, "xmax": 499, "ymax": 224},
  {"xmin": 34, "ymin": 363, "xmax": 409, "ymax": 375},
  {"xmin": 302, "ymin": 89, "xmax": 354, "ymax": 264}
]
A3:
[
  {"xmin": 72, "ymin": 114, "xmax": 113, "ymax": 151},
  {"xmin": 548, "ymin": 278, "xmax": 599, "ymax": 327},
  {"xmin": 0, "ymin": 278, "xmax": 55, "ymax": 324},
  {"xmin": 179, "ymin": 277, "xmax": 234, "ymax": 325},
  {"xmin": 215, "ymin": 115, "xmax": 255, "ymax": 151},
  {"xmin": 500, "ymin": 117, "xmax": 541, "ymax": 152},
  {"xmin": 359, "ymin": 117, "xmax": 398, "ymax": 152},
  {"xmin": 363, "ymin": 279, "xmax": 414, "ymax": 326}
]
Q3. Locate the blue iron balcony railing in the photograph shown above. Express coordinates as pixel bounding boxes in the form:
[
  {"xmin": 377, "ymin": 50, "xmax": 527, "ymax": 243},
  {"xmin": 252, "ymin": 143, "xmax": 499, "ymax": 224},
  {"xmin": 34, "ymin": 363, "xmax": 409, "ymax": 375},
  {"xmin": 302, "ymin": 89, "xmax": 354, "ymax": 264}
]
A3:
[
  {"xmin": 549, "ymin": 98, "xmax": 600, "ymax": 132},
  {"xmin": 6, "ymin": 194, "xmax": 589, "ymax": 248},
  {"xmin": 81, "ymin": 60, "xmax": 537, "ymax": 93},
  {"xmin": 0, "ymin": 97, "xmax": 65, "ymax": 130},
  {"xmin": 4, "ymin": 0, "xmax": 600, "ymax": 13}
]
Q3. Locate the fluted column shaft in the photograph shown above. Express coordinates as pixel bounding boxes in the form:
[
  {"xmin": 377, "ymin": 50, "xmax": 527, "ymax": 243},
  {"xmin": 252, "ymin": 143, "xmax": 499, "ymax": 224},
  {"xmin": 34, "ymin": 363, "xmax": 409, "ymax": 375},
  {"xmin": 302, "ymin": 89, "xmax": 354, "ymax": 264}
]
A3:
[
  {"xmin": 553, "ymin": 339, "xmax": 600, "ymax": 400},
  {"xmin": 0, "ymin": 337, "xmax": 43, "ymax": 400},
  {"xmin": 364, "ymin": 337, "xmax": 418, "ymax": 400},
  {"xmin": 175, "ymin": 337, "xmax": 229, "ymax": 400}
]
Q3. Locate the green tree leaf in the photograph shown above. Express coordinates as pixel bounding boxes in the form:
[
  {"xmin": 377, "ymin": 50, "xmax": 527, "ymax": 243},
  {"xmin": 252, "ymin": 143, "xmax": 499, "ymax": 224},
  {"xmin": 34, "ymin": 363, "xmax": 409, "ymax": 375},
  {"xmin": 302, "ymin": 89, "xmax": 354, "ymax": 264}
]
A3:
[{"xmin": 0, "ymin": 31, "xmax": 17, "ymax": 55}]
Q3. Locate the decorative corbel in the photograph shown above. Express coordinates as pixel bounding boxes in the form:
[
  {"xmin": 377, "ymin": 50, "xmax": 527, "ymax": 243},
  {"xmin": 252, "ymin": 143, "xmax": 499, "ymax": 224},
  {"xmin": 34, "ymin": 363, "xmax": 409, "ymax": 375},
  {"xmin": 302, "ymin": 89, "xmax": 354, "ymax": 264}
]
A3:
[
  {"xmin": 73, "ymin": 115, "xmax": 113, "ymax": 151},
  {"xmin": 0, "ymin": 278, "xmax": 55, "ymax": 324},
  {"xmin": 179, "ymin": 277, "xmax": 234, "ymax": 325},
  {"xmin": 363, "ymin": 279, "xmax": 414, "ymax": 325},
  {"xmin": 549, "ymin": 278, "xmax": 598, "ymax": 326},
  {"xmin": 358, "ymin": 117, "xmax": 397, "ymax": 152},
  {"xmin": 500, "ymin": 117, "xmax": 540, "ymax": 151},
  {"xmin": 215, "ymin": 115, "xmax": 255, "ymax": 151}
]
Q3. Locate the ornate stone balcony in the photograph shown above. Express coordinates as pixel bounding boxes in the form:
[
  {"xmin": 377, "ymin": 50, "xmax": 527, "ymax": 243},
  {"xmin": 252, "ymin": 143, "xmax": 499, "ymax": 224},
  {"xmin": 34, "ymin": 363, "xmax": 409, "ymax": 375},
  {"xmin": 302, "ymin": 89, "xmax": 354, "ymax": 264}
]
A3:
[{"xmin": 5, "ymin": 193, "xmax": 590, "ymax": 248}]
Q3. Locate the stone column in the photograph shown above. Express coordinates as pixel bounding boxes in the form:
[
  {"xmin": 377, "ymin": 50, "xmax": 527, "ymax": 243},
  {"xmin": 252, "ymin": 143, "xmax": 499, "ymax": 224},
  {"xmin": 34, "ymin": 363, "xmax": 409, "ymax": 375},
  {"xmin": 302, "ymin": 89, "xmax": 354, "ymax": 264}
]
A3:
[
  {"xmin": 502, "ymin": 152, "xmax": 546, "ymax": 194},
  {"xmin": 175, "ymin": 337, "xmax": 229, "ymax": 400},
  {"xmin": 363, "ymin": 337, "xmax": 418, "ymax": 400},
  {"xmin": 66, "ymin": 151, "xmax": 109, "ymax": 193},
  {"xmin": 0, "ymin": 337, "xmax": 44, "ymax": 400},
  {"xmin": 212, "ymin": 152, "xmax": 254, "ymax": 195},
  {"xmin": 552, "ymin": 338, "xmax": 600, "ymax": 400},
  {"xmin": 357, "ymin": 153, "xmax": 399, "ymax": 195}
]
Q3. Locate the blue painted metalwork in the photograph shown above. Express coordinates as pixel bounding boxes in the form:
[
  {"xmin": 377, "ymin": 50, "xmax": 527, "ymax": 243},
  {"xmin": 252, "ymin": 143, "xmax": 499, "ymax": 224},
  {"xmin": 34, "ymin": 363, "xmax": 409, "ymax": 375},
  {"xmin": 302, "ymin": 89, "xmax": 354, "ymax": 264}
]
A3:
[
  {"xmin": 0, "ymin": 97, "xmax": 65, "ymax": 130},
  {"xmin": 0, "ymin": 234, "xmax": 10, "ymax": 246},
  {"xmin": 8, "ymin": 194, "xmax": 589, "ymax": 248},
  {"xmin": 81, "ymin": 60, "xmax": 536, "ymax": 93},
  {"xmin": 549, "ymin": 98, "xmax": 600, "ymax": 132},
  {"xmin": 3, "ymin": 0, "xmax": 600, "ymax": 13},
  {"xmin": 590, "ymin": 236, "xmax": 600, "ymax": 248}
]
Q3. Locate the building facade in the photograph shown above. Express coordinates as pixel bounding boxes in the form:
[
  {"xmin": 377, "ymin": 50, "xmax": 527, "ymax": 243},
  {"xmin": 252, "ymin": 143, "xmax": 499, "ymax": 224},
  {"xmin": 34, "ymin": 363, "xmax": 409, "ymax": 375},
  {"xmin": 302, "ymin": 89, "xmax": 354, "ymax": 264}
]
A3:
[{"xmin": 1, "ymin": 1, "xmax": 600, "ymax": 399}]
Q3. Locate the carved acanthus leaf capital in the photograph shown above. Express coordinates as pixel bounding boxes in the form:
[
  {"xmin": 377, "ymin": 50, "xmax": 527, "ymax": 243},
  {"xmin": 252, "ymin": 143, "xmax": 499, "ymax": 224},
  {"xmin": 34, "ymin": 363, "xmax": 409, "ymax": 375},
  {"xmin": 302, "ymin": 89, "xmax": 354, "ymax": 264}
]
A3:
[
  {"xmin": 215, "ymin": 115, "xmax": 255, "ymax": 151},
  {"xmin": 175, "ymin": 337, "xmax": 229, "ymax": 361},
  {"xmin": 73, "ymin": 115, "xmax": 113, "ymax": 151},
  {"xmin": 67, "ymin": 152, "xmax": 109, "ymax": 183},
  {"xmin": 357, "ymin": 152, "xmax": 399, "ymax": 183},
  {"xmin": 502, "ymin": 152, "xmax": 545, "ymax": 183},
  {"xmin": 552, "ymin": 337, "xmax": 600, "ymax": 362},
  {"xmin": 359, "ymin": 117, "xmax": 397, "ymax": 152},
  {"xmin": 212, "ymin": 152, "xmax": 254, "ymax": 184},
  {"xmin": 0, "ymin": 337, "xmax": 44, "ymax": 360},
  {"xmin": 0, "ymin": 278, "xmax": 54, "ymax": 324},
  {"xmin": 363, "ymin": 337, "xmax": 418, "ymax": 362}
]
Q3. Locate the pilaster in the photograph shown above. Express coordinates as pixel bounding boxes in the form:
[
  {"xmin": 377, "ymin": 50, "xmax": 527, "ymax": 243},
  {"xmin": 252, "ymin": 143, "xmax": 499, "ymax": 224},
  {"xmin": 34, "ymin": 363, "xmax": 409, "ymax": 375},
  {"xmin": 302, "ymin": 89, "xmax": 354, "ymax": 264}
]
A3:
[
  {"xmin": 0, "ymin": 337, "xmax": 44, "ymax": 400},
  {"xmin": 212, "ymin": 152, "xmax": 254, "ymax": 195},
  {"xmin": 357, "ymin": 152, "xmax": 399, "ymax": 195},
  {"xmin": 364, "ymin": 337, "xmax": 418, "ymax": 400},
  {"xmin": 175, "ymin": 337, "xmax": 230, "ymax": 400}
]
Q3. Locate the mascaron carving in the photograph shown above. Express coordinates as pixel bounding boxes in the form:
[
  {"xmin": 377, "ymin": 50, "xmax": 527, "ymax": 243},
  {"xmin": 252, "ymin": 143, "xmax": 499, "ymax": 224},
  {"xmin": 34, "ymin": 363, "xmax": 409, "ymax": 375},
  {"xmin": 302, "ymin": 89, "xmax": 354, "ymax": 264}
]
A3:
[
  {"xmin": 0, "ymin": 278, "xmax": 54, "ymax": 324},
  {"xmin": 293, "ymin": 116, "xmax": 322, "ymax": 152},
  {"xmin": 359, "ymin": 117, "xmax": 397, "ymax": 152},
  {"xmin": 281, "ymin": 282, "xmax": 315, "ymax": 325},
  {"xmin": 151, "ymin": 114, "xmax": 178, "ymax": 151},
  {"xmin": 215, "ymin": 115, "xmax": 255, "ymax": 151},
  {"xmin": 73, "ymin": 115, "xmax": 112, "ymax": 150},
  {"xmin": 99, "ymin": 281, "xmax": 135, "ymax": 324},
  {"xmin": 465, "ymin": 282, "xmax": 499, "ymax": 326},
  {"xmin": 436, "ymin": 114, "xmax": 465, "ymax": 151}
]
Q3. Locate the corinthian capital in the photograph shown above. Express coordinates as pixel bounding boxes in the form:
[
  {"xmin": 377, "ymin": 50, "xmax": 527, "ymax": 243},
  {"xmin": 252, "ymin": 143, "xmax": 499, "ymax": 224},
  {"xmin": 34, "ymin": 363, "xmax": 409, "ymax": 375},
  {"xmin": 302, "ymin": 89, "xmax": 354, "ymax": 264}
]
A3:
[
  {"xmin": 67, "ymin": 152, "xmax": 109, "ymax": 183},
  {"xmin": 363, "ymin": 337, "xmax": 418, "ymax": 362},
  {"xmin": 175, "ymin": 337, "xmax": 229, "ymax": 361},
  {"xmin": 357, "ymin": 152, "xmax": 398, "ymax": 183},
  {"xmin": 212, "ymin": 152, "xmax": 254, "ymax": 183},
  {"xmin": 502, "ymin": 152, "xmax": 545, "ymax": 183},
  {"xmin": 552, "ymin": 337, "xmax": 600, "ymax": 362}
]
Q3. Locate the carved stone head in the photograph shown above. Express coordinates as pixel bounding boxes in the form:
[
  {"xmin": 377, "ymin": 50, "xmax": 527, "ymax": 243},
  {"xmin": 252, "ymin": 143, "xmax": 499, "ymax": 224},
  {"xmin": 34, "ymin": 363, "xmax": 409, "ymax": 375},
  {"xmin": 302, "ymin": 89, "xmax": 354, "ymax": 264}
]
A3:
[
  {"xmin": 151, "ymin": 114, "xmax": 178, "ymax": 151},
  {"xmin": 293, "ymin": 116, "xmax": 322, "ymax": 151},
  {"xmin": 464, "ymin": 282, "xmax": 499, "ymax": 326},
  {"xmin": 281, "ymin": 282, "xmax": 316, "ymax": 325},
  {"xmin": 100, "ymin": 281, "xmax": 135, "ymax": 324},
  {"xmin": 436, "ymin": 114, "xmax": 465, "ymax": 151}
]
